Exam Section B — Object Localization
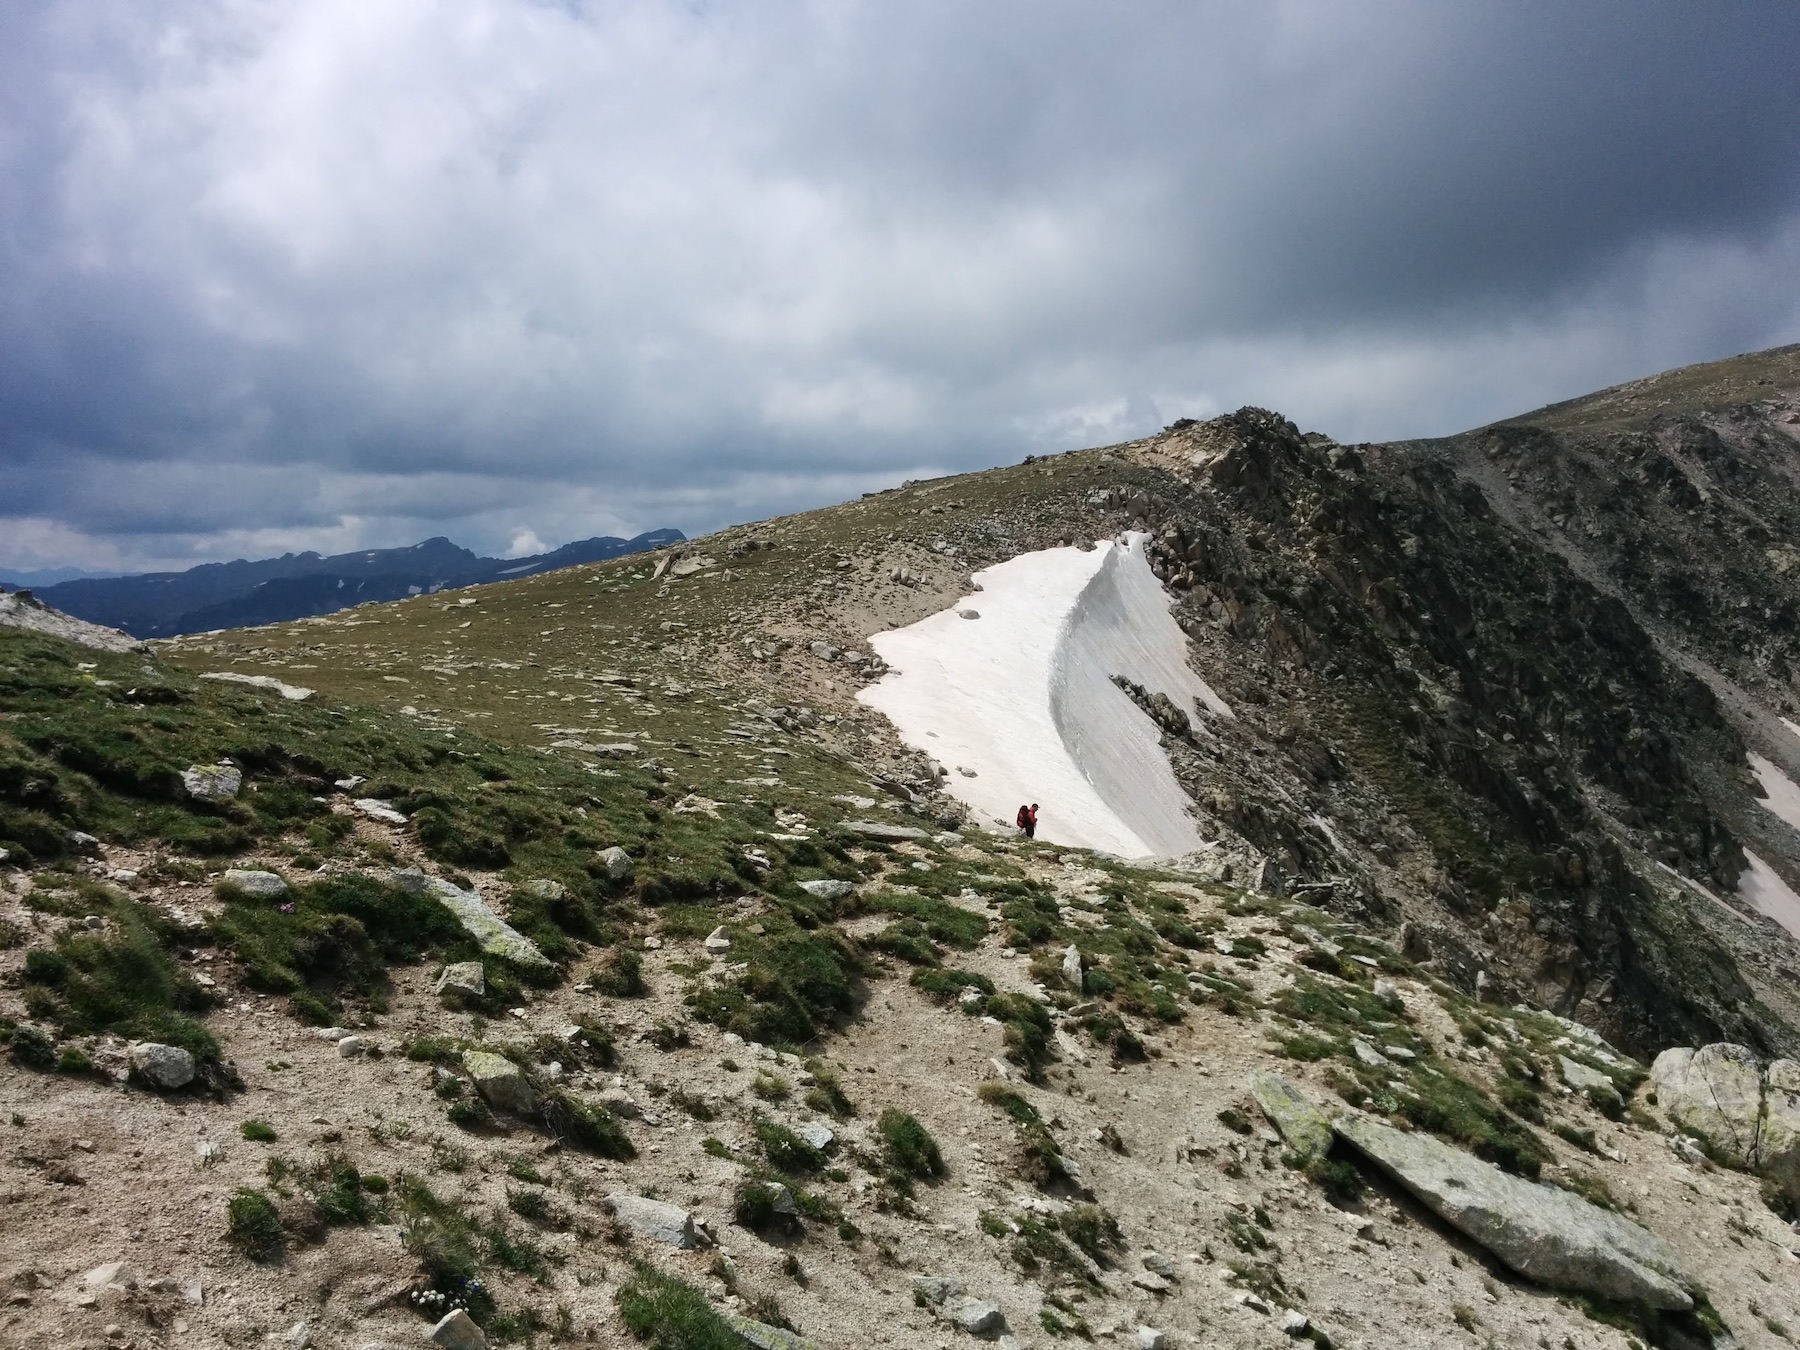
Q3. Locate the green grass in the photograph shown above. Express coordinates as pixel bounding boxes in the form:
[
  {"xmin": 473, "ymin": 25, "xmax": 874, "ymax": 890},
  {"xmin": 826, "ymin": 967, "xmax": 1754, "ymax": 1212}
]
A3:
[
  {"xmin": 19, "ymin": 897, "xmax": 217, "ymax": 1060},
  {"xmin": 226, "ymin": 1187, "xmax": 284, "ymax": 1261},
  {"xmin": 240, "ymin": 1120, "xmax": 277, "ymax": 1142},
  {"xmin": 878, "ymin": 1108, "xmax": 944, "ymax": 1179},
  {"xmin": 616, "ymin": 1263, "xmax": 743, "ymax": 1350}
]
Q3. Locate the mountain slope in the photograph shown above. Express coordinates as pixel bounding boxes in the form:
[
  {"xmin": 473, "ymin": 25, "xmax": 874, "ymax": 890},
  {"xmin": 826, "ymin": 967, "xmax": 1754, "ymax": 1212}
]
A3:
[
  {"xmin": 3, "ymin": 349, "xmax": 1800, "ymax": 1349},
  {"xmin": 27, "ymin": 528, "xmax": 685, "ymax": 638}
]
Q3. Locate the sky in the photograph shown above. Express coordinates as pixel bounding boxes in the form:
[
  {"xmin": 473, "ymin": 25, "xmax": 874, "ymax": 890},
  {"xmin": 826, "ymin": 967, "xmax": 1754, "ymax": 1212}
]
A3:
[{"xmin": 4, "ymin": 2, "xmax": 1799, "ymax": 575}]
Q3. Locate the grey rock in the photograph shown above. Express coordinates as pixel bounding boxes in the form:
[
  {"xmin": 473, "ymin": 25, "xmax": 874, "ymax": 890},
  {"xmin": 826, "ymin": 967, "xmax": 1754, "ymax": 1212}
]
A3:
[
  {"xmin": 1136, "ymin": 1329, "xmax": 1167, "ymax": 1350},
  {"xmin": 1372, "ymin": 979, "xmax": 1404, "ymax": 1012},
  {"xmin": 462, "ymin": 1050, "xmax": 539, "ymax": 1114},
  {"xmin": 390, "ymin": 869, "xmax": 550, "ymax": 968},
  {"xmin": 1131, "ymin": 1270, "xmax": 1172, "ymax": 1295},
  {"xmin": 947, "ymin": 1296, "xmax": 1006, "ymax": 1335},
  {"xmin": 1280, "ymin": 1309, "xmax": 1311, "ymax": 1338},
  {"xmin": 1766, "ymin": 1059, "xmax": 1800, "ymax": 1201},
  {"xmin": 430, "ymin": 1309, "xmax": 487, "ymax": 1350},
  {"xmin": 1249, "ymin": 1070, "xmax": 1333, "ymax": 1163},
  {"xmin": 83, "ymin": 1263, "xmax": 136, "ymax": 1291},
  {"xmin": 1559, "ymin": 1055, "xmax": 1614, "ymax": 1095},
  {"xmin": 912, "ymin": 1276, "xmax": 966, "ymax": 1306},
  {"xmin": 352, "ymin": 797, "xmax": 408, "ymax": 824},
  {"xmin": 1141, "ymin": 1252, "xmax": 1177, "ymax": 1280},
  {"xmin": 219, "ymin": 868, "xmax": 287, "ymax": 899},
  {"xmin": 840, "ymin": 820, "xmax": 930, "ymax": 843},
  {"xmin": 434, "ymin": 961, "xmax": 486, "ymax": 999},
  {"xmin": 285, "ymin": 1321, "xmax": 312, "ymax": 1349},
  {"xmin": 1351, "ymin": 1039, "xmax": 1390, "ymax": 1069},
  {"xmin": 518, "ymin": 879, "xmax": 565, "ymax": 902},
  {"xmin": 795, "ymin": 1123, "xmax": 834, "ymax": 1151},
  {"xmin": 598, "ymin": 1089, "xmax": 640, "ymax": 1119},
  {"xmin": 704, "ymin": 926, "xmax": 732, "ymax": 954},
  {"xmin": 596, "ymin": 846, "xmax": 635, "ymax": 880},
  {"xmin": 182, "ymin": 763, "xmax": 242, "ymax": 802},
  {"xmin": 797, "ymin": 879, "xmax": 853, "ymax": 900},
  {"xmin": 1334, "ymin": 1114, "xmax": 1699, "ymax": 1309},
  {"xmin": 197, "ymin": 670, "xmax": 312, "ymax": 700},
  {"xmin": 724, "ymin": 1314, "xmax": 829, "ymax": 1350},
  {"xmin": 128, "ymin": 1042, "xmax": 195, "ymax": 1090},
  {"xmin": 337, "ymin": 1035, "xmax": 367, "ymax": 1058},
  {"xmin": 194, "ymin": 1139, "xmax": 225, "ymax": 1166},
  {"xmin": 0, "ymin": 589, "xmax": 143, "ymax": 652},
  {"xmin": 1652, "ymin": 1044, "xmax": 1765, "ymax": 1167},
  {"xmin": 1061, "ymin": 944, "xmax": 1083, "ymax": 989},
  {"xmin": 606, "ymin": 1193, "xmax": 699, "ymax": 1248}
]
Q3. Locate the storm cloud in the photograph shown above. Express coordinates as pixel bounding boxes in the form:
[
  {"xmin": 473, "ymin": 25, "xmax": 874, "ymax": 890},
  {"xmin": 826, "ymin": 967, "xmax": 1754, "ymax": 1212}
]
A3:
[{"xmin": 4, "ymin": 1, "xmax": 1799, "ymax": 571}]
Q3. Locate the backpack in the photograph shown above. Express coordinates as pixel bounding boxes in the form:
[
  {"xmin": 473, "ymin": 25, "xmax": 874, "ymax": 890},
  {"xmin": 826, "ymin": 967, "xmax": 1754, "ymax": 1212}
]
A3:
[{"xmin": 1016, "ymin": 806, "xmax": 1030, "ymax": 828}]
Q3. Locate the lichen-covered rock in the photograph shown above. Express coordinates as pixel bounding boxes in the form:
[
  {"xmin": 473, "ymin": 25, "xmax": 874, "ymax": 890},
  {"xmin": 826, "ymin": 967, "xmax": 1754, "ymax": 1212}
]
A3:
[
  {"xmin": 182, "ymin": 763, "xmax": 242, "ymax": 802},
  {"xmin": 390, "ymin": 868, "xmax": 550, "ymax": 969},
  {"xmin": 596, "ymin": 846, "xmax": 635, "ymax": 880},
  {"xmin": 220, "ymin": 868, "xmax": 288, "ymax": 900},
  {"xmin": 1248, "ymin": 1071, "xmax": 1333, "ymax": 1163},
  {"xmin": 1334, "ymin": 1114, "xmax": 1699, "ymax": 1310},
  {"xmin": 434, "ymin": 961, "xmax": 486, "ymax": 999},
  {"xmin": 1764, "ymin": 1059, "xmax": 1800, "ymax": 1201},
  {"xmin": 1651, "ymin": 1043, "xmax": 1767, "ymax": 1167},
  {"xmin": 462, "ymin": 1050, "xmax": 538, "ymax": 1114},
  {"xmin": 724, "ymin": 1314, "xmax": 829, "ymax": 1350}
]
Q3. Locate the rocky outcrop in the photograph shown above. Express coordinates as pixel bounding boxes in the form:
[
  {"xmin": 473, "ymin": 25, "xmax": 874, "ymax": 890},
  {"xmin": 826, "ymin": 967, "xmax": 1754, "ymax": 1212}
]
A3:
[
  {"xmin": 1652, "ymin": 1043, "xmax": 1800, "ymax": 1199},
  {"xmin": 0, "ymin": 590, "xmax": 143, "ymax": 652},
  {"xmin": 1334, "ymin": 1114, "xmax": 1701, "ymax": 1310},
  {"xmin": 183, "ymin": 764, "xmax": 243, "ymax": 802}
]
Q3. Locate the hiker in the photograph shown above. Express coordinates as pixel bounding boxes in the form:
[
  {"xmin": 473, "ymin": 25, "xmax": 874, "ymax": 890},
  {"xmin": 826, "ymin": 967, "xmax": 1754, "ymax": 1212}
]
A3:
[{"xmin": 1016, "ymin": 803, "xmax": 1039, "ymax": 839}]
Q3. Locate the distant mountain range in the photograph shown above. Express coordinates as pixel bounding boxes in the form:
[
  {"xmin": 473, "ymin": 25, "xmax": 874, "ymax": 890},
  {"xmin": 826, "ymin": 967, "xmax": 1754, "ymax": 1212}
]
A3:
[{"xmin": 7, "ymin": 529, "xmax": 683, "ymax": 639}]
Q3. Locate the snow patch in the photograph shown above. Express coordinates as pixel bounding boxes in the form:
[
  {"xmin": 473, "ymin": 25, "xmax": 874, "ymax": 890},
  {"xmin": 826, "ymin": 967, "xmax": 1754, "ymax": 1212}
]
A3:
[
  {"xmin": 1739, "ymin": 849, "xmax": 1800, "ymax": 942},
  {"xmin": 858, "ymin": 534, "xmax": 1225, "ymax": 858},
  {"xmin": 1781, "ymin": 717, "xmax": 1800, "ymax": 744},
  {"xmin": 1749, "ymin": 752, "xmax": 1800, "ymax": 835}
]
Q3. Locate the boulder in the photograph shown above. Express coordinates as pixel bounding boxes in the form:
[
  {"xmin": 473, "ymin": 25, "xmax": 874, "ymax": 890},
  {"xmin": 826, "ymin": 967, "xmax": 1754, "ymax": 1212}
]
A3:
[
  {"xmin": 605, "ymin": 1193, "xmax": 699, "ymax": 1248},
  {"xmin": 352, "ymin": 798, "xmax": 408, "ymax": 824},
  {"xmin": 1765, "ymin": 1059, "xmax": 1800, "ymax": 1200},
  {"xmin": 1334, "ymin": 1114, "xmax": 1699, "ymax": 1310},
  {"xmin": 797, "ymin": 879, "xmax": 854, "ymax": 901},
  {"xmin": 1651, "ymin": 1044, "xmax": 1765, "ymax": 1167},
  {"xmin": 430, "ymin": 1309, "xmax": 487, "ymax": 1350},
  {"xmin": 181, "ymin": 763, "xmax": 242, "ymax": 802},
  {"xmin": 220, "ymin": 868, "xmax": 288, "ymax": 900},
  {"xmin": 462, "ymin": 1050, "xmax": 538, "ymax": 1115},
  {"xmin": 1559, "ymin": 1056, "xmax": 1614, "ymax": 1095},
  {"xmin": 128, "ymin": 1042, "xmax": 196, "ymax": 1091},
  {"xmin": 596, "ymin": 846, "xmax": 635, "ymax": 880},
  {"xmin": 704, "ymin": 926, "xmax": 732, "ymax": 954},
  {"xmin": 723, "ymin": 1315, "xmax": 830, "ymax": 1350},
  {"xmin": 434, "ymin": 962, "xmax": 486, "ymax": 999},
  {"xmin": 390, "ymin": 869, "xmax": 551, "ymax": 969},
  {"xmin": 840, "ymin": 820, "xmax": 930, "ymax": 843},
  {"xmin": 1249, "ymin": 1071, "xmax": 1333, "ymax": 1164},
  {"xmin": 1372, "ymin": 979, "xmax": 1404, "ymax": 1012},
  {"xmin": 948, "ymin": 1297, "xmax": 1006, "ymax": 1336},
  {"xmin": 1061, "ymin": 945, "xmax": 1083, "ymax": 989},
  {"xmin": 795, "ymin": 1123, "xmax": 834, "ymax": 1151}
]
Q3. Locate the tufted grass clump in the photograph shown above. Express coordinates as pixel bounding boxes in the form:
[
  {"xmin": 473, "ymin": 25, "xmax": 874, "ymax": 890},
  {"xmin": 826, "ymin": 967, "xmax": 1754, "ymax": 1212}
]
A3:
[
  {"xmin": 878, "ymin": 1108, "xmax": 944, "ymax": 1180},
  {"xmin": 616, "ymin": 1262, "xmax": 742, "ymax": 1350},
  {"xmin": 226, "ymin": 1187, "xmax": 284, "ymax": 1261}
]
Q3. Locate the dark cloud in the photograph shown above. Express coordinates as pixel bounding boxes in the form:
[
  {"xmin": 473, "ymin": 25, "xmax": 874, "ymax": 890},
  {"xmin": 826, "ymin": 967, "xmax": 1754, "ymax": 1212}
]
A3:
[{"xmin": 2, "ymin": 0, "xmax": 1798, "ymax": 571}]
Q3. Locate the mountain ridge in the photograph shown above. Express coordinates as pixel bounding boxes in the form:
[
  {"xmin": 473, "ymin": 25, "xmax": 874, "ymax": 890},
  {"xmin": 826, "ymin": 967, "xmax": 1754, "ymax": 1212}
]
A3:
[{"xmin": 14, "ymin": 527, "xmax": 685, "ymax": 639}]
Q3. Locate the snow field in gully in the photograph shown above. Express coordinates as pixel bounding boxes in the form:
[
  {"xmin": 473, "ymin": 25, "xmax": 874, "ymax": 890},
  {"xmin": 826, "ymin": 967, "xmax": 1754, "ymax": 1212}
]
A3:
[{"xmin": 858, "ymin": 534, "xmax": 1229, "ymax": 858}]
